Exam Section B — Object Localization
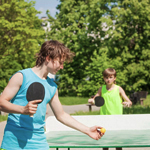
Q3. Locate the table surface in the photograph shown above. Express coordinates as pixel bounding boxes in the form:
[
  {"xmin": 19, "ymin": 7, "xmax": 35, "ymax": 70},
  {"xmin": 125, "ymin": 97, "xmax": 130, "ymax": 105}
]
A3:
[{"xmin": 46, "ymin": 129, "xmax": 150, "ymax": 148}]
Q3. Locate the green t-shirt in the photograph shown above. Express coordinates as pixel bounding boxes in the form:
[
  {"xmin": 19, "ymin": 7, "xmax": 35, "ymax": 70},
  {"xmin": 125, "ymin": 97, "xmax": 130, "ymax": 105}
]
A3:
[{"xmin": 100, "ymin": 85, "xmax": 123, "ymax": 115}]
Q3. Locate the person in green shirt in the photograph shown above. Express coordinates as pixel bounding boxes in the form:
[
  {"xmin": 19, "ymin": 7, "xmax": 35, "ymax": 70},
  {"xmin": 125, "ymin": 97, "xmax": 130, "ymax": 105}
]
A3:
[{"xmin": 88, "ymin": 68, "xmax": 132, "ymax": 150}]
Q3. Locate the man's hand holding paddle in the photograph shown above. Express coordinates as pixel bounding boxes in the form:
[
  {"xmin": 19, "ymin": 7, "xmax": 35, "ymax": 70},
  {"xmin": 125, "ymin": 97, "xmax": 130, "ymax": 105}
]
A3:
[
  {"xmin": 23, "ymin": 99, "xmax": 42, "ymax": 116},
  {"xmin": 26, "ymin": 82, "xmax": 45, "ymax": 117}
]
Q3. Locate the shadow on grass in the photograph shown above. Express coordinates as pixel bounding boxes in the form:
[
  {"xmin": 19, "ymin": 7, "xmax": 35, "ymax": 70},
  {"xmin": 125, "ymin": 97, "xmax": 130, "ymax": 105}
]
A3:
[{"xmin": 123, "ymin": 105, "xmax": 150, "ymax": 114}]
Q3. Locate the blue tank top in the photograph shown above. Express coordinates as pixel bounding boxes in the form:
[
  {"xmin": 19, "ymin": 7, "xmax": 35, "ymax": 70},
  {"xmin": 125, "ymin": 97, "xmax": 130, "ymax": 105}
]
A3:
[{"xmin": 1, "ymin": 68, "xmax": 57, "ymax": 150}]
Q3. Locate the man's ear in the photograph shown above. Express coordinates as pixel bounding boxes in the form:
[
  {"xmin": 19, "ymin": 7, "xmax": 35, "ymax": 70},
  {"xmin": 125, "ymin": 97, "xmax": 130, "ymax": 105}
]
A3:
[{"xmin": 46, "ymin": 56, "xmax": 50, "ymax": 62}]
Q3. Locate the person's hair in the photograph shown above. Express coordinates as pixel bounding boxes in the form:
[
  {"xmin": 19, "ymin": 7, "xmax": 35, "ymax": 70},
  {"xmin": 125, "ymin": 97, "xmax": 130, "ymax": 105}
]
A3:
[
  {"xmin": 103, "ymin": 68, "xmax": 116, "ymax": 84},
  {"xmin": 36, "ymin": 40, "xmax": 75, "ymax": 66},
  {"xmin": 103, "ymin": 68, "xmax": 116, "ymax": 77}
]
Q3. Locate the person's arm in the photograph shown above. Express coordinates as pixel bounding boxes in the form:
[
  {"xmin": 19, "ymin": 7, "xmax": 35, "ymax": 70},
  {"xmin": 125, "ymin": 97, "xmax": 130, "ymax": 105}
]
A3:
[
  {"xmin": 119, "ymin": 86, "xmax": 132, "ymax": 107},
  {"xmin": 49, "ymin": 89, "xmax": 104, "ymax": 140},
  {"xmin": 0, "ymin": 72, "xmax": 41, "ymax": 115},
  {"xmin": 88, "ymin": 87, "xmax": 102, "ymax": 104}
]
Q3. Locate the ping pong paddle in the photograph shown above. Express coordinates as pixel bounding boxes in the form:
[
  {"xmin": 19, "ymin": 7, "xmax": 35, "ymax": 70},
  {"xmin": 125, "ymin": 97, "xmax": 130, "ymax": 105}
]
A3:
[
  {"xmin": 26, "ymin": 82, "xmax": 45, "ymax": 117},
  {"xmin": 94, "ymin": 96, "xmax": 105, "ymax": 107}
]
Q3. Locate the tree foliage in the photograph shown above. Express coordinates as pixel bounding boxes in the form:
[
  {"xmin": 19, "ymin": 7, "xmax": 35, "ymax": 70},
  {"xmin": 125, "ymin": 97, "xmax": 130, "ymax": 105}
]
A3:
[
  {"xmin": 0, "ymin": 0, "xmax": 45, "ymax": 92},
  {"xmin": 47, "ymin": 0, "xmax": 113, "ymax": 96},
  {"xmin": 48, "ymin": 0, "xmax": 150, "ymax": 96},
  {"xmin": 104, "ymin": 0, "xmax": 150, "ymax": 92}
]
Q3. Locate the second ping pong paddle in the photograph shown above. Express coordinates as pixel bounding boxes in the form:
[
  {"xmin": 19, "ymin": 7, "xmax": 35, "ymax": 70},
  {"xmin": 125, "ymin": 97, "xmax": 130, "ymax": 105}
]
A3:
[
  {"xmin": 94, "ymin": 96, "xmax": 105, "ymax": 107},
  {"xmin": 26, "ymin": 82, "xmax": 45, "ymax": 117}
]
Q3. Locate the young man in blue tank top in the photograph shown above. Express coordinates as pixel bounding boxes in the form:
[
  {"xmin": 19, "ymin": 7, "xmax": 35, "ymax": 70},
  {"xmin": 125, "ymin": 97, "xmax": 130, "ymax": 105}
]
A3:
[{"xmin": 0, "ymin": 40, "xmax": 104, "ymax": 150}]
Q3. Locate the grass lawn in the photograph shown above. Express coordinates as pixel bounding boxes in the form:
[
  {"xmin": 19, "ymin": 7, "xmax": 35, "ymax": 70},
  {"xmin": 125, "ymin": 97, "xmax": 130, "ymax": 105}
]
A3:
[
  {"xmin": 60, "ymin": 95, "xmax": 150, "ymax": 106},
  {"xmin": 0, "ymin": 115, "xmax": 8, "ymax": 122},
  {"xmin": 71, "ymin": 95, "xmax": 150, "ymax": 115},
  {"xmin": 59, "ymin": 96, "xmax": 88, "ymax": 105}
]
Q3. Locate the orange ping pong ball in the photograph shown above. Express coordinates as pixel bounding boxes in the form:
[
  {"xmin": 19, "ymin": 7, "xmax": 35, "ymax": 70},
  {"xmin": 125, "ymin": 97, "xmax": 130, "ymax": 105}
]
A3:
[{"xmin": 101, "ymin": 128, "xmax": 106, "ymax": 133}]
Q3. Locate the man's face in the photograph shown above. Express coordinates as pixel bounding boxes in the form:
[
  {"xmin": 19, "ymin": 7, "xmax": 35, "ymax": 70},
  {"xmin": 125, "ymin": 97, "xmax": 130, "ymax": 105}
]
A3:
[{"xmin": 47, "ymin": 57, "xmax": 64, "ymax": 75}]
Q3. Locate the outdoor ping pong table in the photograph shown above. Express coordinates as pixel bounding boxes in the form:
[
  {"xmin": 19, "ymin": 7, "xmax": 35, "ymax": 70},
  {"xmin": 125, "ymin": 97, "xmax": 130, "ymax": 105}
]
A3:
[{"xmin": 46, "ymin": 114, "xmax": 150, "ymax": 149}]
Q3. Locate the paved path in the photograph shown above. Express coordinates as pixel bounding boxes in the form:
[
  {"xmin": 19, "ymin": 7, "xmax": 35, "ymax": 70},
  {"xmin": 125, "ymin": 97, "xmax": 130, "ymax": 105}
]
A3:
[{"xmin": 0, "ymin": 105, "xmax": 149, "ymax": 150}]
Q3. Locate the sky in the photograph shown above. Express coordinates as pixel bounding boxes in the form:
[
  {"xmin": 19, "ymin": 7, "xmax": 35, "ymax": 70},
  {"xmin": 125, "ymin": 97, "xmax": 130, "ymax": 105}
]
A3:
[{"xmin": 29, "ymin": 0, "xmax": 61, "ymax": 19}]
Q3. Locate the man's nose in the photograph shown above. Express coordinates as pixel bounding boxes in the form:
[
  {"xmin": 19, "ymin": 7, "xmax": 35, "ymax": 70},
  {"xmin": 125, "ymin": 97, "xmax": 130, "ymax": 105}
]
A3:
[{"xmin": 60, "ymin": 65, "xmax": 63, "ymax": 69}]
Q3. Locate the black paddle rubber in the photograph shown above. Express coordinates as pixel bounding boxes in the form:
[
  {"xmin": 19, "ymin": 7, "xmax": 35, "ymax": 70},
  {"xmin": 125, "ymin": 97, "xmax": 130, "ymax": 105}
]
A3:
[
  {"xmin": 26, "ymin": 82, "xmax": 45, "ymax": 104},
  {"xmin": 94, "ymin": 96, "xmax": 105, "ymax": 107}
]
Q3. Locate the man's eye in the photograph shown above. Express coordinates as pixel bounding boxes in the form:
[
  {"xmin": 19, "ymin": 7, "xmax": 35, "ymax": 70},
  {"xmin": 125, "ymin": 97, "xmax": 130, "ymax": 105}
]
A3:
[{"xmin": 60, "ymin": 61, "xmax": 64, "ymax": 65}]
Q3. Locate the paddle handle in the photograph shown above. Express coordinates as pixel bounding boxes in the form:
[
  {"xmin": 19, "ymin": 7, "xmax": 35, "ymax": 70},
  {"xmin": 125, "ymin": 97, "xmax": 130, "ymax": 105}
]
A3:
[{"xmin": 30, "ymin": 114, "xmax": 34, "ymax": 117}]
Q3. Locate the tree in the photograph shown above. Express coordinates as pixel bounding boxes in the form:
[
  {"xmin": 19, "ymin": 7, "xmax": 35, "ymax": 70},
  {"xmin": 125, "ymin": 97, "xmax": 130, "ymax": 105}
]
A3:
[
  {"xmin": 103, "ymin": 0, "xmax": 150, "ymax": 92},
  {"xmin": 47, "ymin": 0, "xmax": 113, "ymax": 96},
  {"xmin": 0, "ymin": 0, "xmax": 45, "ymax": 92},
  {"xmin": 47, "ymin": 0, "xmax": 150, "ymax": 96}
]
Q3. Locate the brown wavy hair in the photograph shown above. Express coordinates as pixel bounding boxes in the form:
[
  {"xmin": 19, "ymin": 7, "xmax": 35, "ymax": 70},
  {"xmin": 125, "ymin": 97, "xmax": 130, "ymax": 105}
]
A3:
[{"xmin": 36, "ymin": 40, "xmax": 75, "ymax": 66}]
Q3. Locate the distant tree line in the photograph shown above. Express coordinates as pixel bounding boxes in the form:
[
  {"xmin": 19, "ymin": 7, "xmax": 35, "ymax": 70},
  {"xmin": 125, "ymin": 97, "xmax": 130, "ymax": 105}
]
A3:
[
  {"xmin": 47, "ymin": 0, "xmax": 150, "ymax": 96},
  {"xmin": 0, "ymin": 0, "xmax": 150, "ymax": 97},
  {"xmin": 0, "ymin": 0, "xmax": 45, "ymax": 92}
]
